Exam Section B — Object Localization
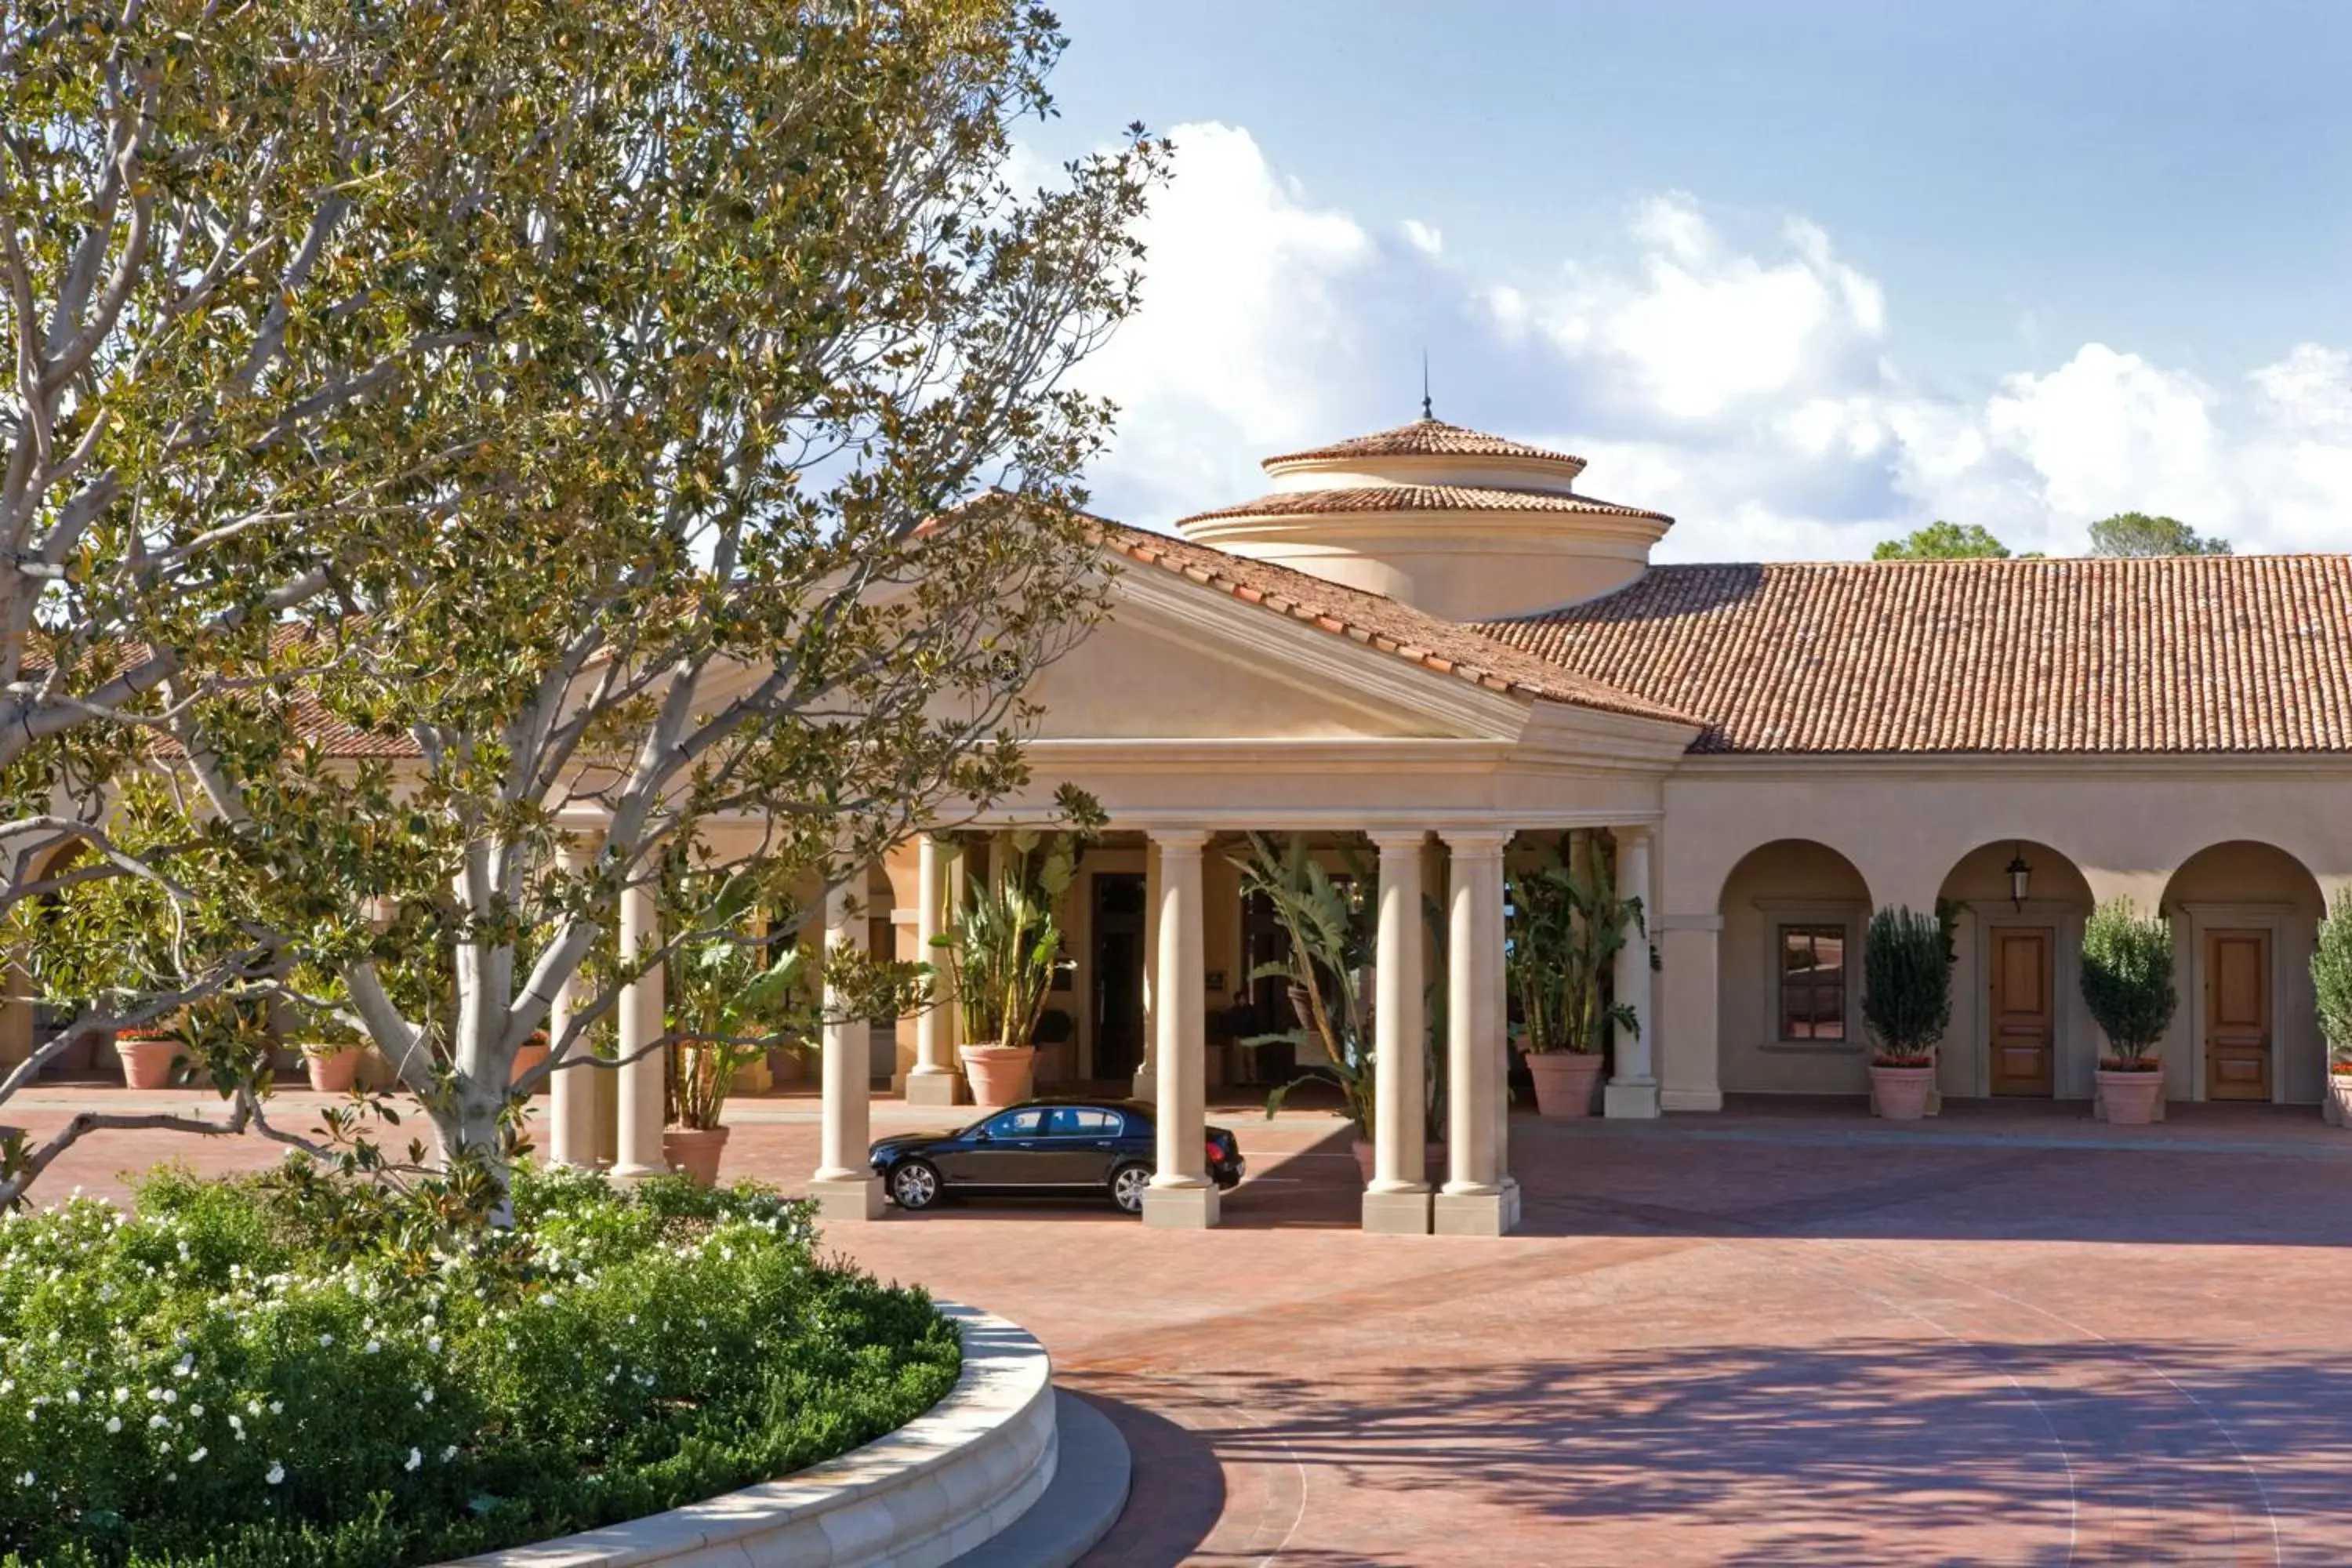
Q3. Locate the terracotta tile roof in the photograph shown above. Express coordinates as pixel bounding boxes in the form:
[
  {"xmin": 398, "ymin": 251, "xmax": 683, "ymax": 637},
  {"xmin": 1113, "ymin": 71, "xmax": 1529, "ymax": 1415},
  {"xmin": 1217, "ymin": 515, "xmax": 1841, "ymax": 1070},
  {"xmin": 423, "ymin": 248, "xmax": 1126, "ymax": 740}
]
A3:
[
  {"xmin": 1480, "ymin": 555, "xmax": 2352, "ymax": 754},
  {"xmin": 1262, "ymin": 418, "xmax": 1588, "ymax": 470},
  {"xmin": 1091, "ymin": 521, "xmax": 1697, "ymax": 727},
  {"xmin": 1178, "ymin": 485, "xmax": 1671, "ymax": 528}
]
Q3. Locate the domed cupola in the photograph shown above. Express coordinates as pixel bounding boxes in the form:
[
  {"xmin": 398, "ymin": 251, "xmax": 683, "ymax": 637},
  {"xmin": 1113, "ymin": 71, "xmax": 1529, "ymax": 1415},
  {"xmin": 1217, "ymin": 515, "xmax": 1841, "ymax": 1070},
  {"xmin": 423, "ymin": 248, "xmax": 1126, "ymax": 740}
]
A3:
[{"xmin": 1174, "ymin": 411, "xmax": 1673, "ymax": 621}]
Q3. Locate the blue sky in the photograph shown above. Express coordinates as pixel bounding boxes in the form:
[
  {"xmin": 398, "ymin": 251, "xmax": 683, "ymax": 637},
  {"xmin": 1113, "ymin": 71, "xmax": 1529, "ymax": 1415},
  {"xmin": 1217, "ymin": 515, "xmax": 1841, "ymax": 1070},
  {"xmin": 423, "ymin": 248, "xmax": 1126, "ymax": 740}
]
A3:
[{"xmin": 1032, "ymin": 2, "xmax": 2352, "ymax": 558}]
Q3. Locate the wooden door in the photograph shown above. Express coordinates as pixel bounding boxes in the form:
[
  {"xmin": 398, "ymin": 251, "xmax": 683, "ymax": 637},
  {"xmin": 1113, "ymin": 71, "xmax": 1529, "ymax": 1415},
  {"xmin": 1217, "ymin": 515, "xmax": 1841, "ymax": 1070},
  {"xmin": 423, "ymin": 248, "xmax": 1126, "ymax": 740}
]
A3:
[
  {"xmin": 2205, "ymin": 928, "xmax": 2273, "ymax": 1101},
  {"xmin": 1988, "ymin": 927, "xmax": 2055, "ymax": 1097},
  {"xmin": 1091, "ymin": 874, "xmax": 1147, "ymax": 1080}
]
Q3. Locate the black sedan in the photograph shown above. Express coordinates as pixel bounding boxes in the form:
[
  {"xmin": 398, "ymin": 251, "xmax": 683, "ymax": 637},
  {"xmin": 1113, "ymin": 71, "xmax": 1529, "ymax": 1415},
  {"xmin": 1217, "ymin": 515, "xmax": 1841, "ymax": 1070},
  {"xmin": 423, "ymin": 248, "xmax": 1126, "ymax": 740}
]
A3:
[{"xmin": 869, "ymin": 1098, "xmax": 1244, "ymax": 1215}]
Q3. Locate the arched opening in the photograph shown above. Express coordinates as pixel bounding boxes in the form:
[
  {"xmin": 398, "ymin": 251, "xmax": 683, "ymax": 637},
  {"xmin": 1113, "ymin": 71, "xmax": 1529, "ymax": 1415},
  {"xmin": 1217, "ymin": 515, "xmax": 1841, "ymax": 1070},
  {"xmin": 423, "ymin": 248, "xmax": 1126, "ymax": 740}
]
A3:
[
  {"xmin": 2160, "ymin": 841, "xmax": 2327, "ymax": 1105},
  {"xmin": 1937, "ymin": 840, "xmax": 2096, "ymax": 1100},
  {"xmin": 1716, "ymin": 840, "xmax": 1873, "ymax": 1098}
]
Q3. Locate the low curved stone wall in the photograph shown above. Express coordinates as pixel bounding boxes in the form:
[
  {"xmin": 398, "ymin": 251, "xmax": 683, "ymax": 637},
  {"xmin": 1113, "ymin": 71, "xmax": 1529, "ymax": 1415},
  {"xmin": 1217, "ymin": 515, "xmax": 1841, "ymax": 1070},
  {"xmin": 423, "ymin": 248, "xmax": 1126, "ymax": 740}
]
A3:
[{"xmin": 445, "ymin": 1303, "xmax": 1054, "ymax": 1567}]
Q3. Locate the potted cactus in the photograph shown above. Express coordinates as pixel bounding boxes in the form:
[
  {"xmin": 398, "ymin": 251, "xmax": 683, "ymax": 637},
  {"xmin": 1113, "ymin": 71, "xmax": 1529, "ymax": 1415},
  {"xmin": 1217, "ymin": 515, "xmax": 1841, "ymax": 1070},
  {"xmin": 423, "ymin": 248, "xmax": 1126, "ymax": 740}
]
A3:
[
  {"xmin": 2313, "ymin": 891, "xmax": 2352, "ymax": 1127},
  {"xmin": 1507, "ymin": 833, "xmax": 1640, "ymax": 1119},
  {"xmin": 1861, "ymin": 906, "xmax": 1952, "ymax": 1120},
  {"xmin": 935, "ymin": 831, "xmax": 1078, "ymax": 1109},
  {"xmin": 2082, "ymin": 898, "xmax": 2176, "ymax": 1125}
]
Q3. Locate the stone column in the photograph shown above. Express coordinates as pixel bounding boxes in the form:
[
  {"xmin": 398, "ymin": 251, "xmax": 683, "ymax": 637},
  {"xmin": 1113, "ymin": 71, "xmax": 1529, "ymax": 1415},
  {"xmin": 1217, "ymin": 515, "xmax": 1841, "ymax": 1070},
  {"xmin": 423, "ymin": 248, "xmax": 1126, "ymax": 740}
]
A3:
[
  {"xmin": 810, "ymin": 877, "xmax": 884, "ymax": 1218},
  {"xmin": 906, "ymin": 834, "xmax": 964, "ymax": 1106},
  {"xmin": 1132, "ymin": 838, "xmax": 1161, "ymax": 1102},
  {"xmin": 1142, "ymin": 829, "xmax": 1217, "ymax": 1229},
  {"xmin": 1363, "ymin": 829, "xmax": 1431, "ymax": 1234},
  {"xmin": 1657, "ymin": 916, "xmax": 1724, "ymax": 1112},
  {"xmin": 611, "ymin": 877, "xmax": 668, "ymax": 1178},
  {"xmin": 1605, "ymin": 826, "xmax": 1661, "ymax": 1119},
  {"xmin": 1436, "ymin": 829, "xmax": 1514, "ymax": 1235},
  {"xmin": 546, "ymin": 845, "xmax": 597, "ymax": 1169}
]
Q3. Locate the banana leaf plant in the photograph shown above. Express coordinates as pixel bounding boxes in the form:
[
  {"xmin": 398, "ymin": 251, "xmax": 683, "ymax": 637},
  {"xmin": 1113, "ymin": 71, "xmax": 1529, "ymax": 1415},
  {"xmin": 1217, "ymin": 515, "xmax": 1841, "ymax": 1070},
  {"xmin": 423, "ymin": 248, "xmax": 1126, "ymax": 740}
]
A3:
[
  {"xmin": 1506, "ymin": 833, "xmax": 1642, "ymax": 1057},
  {"xmin": 1232, "ymin": 832, "xmax": 1377, "ymax": 1132},
  {"xmin": 667, "ymin": 937, "xmax": 808, "ymax": 1131},
  {"xmin": 931, "ymin": 830, "xmax": 1079, "ymax": 1050}
]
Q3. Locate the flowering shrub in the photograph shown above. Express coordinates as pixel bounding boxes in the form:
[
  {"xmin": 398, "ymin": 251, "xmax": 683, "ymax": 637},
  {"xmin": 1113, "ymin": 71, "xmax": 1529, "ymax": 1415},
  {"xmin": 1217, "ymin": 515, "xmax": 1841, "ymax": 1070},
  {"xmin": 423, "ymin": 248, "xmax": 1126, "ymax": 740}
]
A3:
[{"xmin": 0, "ymin": 1164, "xmax": 960, "ymax": 1566}]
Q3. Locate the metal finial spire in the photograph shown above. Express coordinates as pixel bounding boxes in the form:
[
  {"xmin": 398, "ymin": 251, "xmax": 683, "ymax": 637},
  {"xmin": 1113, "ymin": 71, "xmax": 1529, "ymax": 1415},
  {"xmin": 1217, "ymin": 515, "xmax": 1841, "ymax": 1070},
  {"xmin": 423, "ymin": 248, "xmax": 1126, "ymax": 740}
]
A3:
[{"xmin": 1420, "ymin": 350, "xmax": 1433, "ymax": 420}]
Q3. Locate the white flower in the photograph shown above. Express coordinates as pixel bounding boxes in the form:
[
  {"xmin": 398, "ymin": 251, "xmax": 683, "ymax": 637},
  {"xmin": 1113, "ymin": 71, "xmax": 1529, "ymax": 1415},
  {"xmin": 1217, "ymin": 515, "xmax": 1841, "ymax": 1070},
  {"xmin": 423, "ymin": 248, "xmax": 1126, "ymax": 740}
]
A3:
[
  {"xmin": 265, "ymin": 1461, "xmax": 285, "ymax": 1485},
  {"xmin": 147, "ymin": 1414, "xmax": 168, "ymax": 1430},
  {"xmin": 403, "ymin": 1447, "xmax": 422, "ymax": 1472},
  {"xmin": 318, "ymin": 1334, "xmax": 334, "ymax": 1348},
  {"xmin": 269, "ymin": 1400, "xmax": 282, "ymax": 1415},
  {"xmin": 426, "ymin": 1336, "xmax": 442, "ymax": 1354},
  {"xmin": 63, "ymin": 1389, "xmax": 78, "ymax": 1405},
  {"xmin": 173, "ymin": 1353, "xmax": 194, "ymax": 1378},
  {"xmin": 247, "ymin": 1399, "xmax": 263, "ymax": 1417},
  {"xmin": 440, "ymin": 1444, "xmax": 457, "ymax": 1461},
  {"xmin": 15, "ymin": 1472, "xmax": 30, "ymax": 1487},
  {"xmin": 105, "ymin": 1416, "xmax": 121, "ymax": 1433},
  {"xmin": 189, "ymin": 1403, "xmax": 203, "ymax": 1418},
  {"xmin": 189, "ymin": 1446, "xmax": 207, "ymax": 1463},
  {"xmin": 364, "ymin": 1339, "xmax": 380, "ymax": 1355}
]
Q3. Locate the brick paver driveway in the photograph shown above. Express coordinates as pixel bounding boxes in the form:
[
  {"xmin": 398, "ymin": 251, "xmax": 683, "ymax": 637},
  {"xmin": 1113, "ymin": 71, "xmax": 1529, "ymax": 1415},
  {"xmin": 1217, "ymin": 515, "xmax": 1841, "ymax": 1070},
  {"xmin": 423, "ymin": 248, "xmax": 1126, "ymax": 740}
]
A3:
[{"xmin": 17, "ymin": 1088, "xmax": 2352, "ymax": 1564}]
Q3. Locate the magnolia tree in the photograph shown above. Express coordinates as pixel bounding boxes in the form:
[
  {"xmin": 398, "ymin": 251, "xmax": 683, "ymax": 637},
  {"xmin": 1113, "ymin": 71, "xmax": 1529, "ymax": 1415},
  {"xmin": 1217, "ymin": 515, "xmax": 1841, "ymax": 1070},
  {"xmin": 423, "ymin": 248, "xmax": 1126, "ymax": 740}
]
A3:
[
  {"xmin": 26, "ymin": 0, "xmax": 1162, "ymax": 1207},
  {"xmin": 0, "ymin": 0, "xmax": 646, "ymax": 1198}
]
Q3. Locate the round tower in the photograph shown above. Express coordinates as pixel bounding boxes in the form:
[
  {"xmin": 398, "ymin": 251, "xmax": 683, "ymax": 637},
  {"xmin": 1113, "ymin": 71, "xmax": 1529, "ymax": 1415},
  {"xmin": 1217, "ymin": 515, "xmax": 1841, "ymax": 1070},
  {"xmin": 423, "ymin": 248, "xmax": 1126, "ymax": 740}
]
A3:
[{"xmin": 1174, "ymin": 416, "xmax": 1672, "ymax": 620}]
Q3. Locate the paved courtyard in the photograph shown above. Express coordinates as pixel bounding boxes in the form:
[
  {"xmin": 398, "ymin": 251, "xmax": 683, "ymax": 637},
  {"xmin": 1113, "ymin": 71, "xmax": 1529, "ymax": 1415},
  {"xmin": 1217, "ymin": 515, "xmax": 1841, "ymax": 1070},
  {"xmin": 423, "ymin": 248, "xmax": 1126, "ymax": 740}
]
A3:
[{"xmin": 13, "ymin": 1087, "xmax": 2352, "ymax": 1564}]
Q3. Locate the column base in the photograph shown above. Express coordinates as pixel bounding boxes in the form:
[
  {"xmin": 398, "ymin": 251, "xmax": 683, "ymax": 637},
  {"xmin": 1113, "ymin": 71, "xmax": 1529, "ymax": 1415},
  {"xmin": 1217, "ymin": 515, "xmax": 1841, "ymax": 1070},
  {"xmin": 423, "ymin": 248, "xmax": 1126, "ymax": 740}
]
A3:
[
  {"xmin": 1129, "ymin": 1066, "xmax": 1157, "ymax": 1103},
  {"xmin": 1141, "ymin": 1181, "xmax": 1218, "ymax": 1229},
  {"xmin": 1433, "ymin": 1184, "xmax": 1517, "ymax": 1236},
  {"xmin": 806, "ymin": 1174, "xmax": 885, "ymax": 1221},
  {"xmin": 1603, "ymin": 1080, "xmax": 1662, "ymax": 1120},
  {"xmin": 1360, "ymin": 1185, "xmax": 1432, "ymax": 1235},
  {"xmin": 902, "ymin": 1069, "xmax": 966, "ymax": 1107},
  {"xmin": 608, "ymin": 1160, "xmax": 667, "ymax": 1182},
  {"xmin": 1661, "ymin": 1087, "xmax": 1722, "ymax": 1112}
]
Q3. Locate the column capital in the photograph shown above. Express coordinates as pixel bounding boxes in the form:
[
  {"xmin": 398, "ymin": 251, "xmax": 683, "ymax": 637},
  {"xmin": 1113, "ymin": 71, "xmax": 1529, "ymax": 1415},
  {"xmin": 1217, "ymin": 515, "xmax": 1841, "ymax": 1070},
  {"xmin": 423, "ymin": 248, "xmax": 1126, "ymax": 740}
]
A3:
[
  {"xmin": 1436, "ymin": 826, "xmax": 1512, "ymax": 857},
  {"xmin": 1367, "ymin": 827, "xmax": 1430, "ymax": 856},
  {"xmin": 1615, "ymin": 822, "xmax": 1656, "ymax": 849},
  {"xmin": 1147, "ymin": 826, "xmax": 1211, "ymax": 855}
]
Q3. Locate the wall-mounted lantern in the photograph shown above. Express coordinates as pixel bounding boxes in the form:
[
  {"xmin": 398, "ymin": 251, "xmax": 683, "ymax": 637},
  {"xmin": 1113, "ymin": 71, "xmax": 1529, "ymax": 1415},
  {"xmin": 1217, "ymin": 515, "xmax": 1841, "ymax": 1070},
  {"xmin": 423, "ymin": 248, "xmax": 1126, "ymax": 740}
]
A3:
[{"xmin": 2005, "ymin": 846, "xmax": 2033, "ymax": 911}]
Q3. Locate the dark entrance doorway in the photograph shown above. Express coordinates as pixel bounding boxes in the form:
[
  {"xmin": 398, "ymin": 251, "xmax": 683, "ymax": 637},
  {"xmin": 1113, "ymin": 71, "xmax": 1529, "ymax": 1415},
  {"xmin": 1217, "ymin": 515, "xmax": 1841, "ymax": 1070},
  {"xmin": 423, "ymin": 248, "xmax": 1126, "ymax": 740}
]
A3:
[{"xmin": 1091, "ymin": 873, "xmax": 1147, "ymax": 1081}]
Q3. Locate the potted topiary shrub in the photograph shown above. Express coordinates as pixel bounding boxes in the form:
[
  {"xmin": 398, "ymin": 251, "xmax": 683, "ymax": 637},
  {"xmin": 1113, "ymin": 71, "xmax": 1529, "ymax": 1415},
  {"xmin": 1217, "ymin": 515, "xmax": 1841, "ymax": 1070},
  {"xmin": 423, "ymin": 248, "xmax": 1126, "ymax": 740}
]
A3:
[
  {"xmin": 1861, "ymin": 906, "xmax": 1952, "ymax": 1120},
  {"xmin": 2312, "ymin": 891, "xmax": 2352, "ymax": 1128},
  {"xmin": 2081, "ymin": 898, "xmax": 2176, "ymax": 1125},
  {"xmin": 935, "ymin": 831, "xmax": 1078, "ymax": 1109},
  {"xmin": 664, "ymin": 936, "xmax": 807, "ymax": 1185},
  {"xmin": 1507, "ymin": 833, "xmax": 1641, "ymax": 1119}
]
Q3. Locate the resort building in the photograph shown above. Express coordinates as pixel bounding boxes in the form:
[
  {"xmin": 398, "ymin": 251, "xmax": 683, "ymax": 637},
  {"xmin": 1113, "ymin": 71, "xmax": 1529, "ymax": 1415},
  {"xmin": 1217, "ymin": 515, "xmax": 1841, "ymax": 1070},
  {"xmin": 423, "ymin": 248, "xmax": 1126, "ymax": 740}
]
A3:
[{"xmin": 837, "ymin": 412, "xmax": 2352, "ymax": 1236}]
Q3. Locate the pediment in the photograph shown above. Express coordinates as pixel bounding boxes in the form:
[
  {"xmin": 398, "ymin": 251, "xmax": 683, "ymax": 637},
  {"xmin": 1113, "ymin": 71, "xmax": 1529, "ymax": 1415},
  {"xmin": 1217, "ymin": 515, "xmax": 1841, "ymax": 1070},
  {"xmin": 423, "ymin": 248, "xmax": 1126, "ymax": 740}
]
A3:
[{"xmin": 1024, "ymin": 563, "xmax": 1527, "ymax": 743}]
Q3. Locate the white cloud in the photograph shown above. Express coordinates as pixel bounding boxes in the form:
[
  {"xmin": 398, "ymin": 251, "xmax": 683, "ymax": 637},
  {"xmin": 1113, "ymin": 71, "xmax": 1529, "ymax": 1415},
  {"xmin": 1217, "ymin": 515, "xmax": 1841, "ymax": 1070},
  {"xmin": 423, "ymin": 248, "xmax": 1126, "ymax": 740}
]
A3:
[{"xmin": 1070, "ymin": 120, "xmax": 2352, "ymax": 558}]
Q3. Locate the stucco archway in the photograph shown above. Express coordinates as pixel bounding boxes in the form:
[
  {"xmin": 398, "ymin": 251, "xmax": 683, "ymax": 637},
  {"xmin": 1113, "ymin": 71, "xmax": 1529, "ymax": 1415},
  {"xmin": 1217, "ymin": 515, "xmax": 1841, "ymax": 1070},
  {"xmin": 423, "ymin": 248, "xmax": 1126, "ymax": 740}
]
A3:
[
  {"xmin": 1716, "ymin": 840, "xmax": 1872, "ymax": 1098},
  {"xmin": 2159, "ymin": 840, "xmax": 2327, "ymax": 1105},
  {"xmin": 1937, "ymin": 840, "xmax": 2096, "ymax": 1099}
]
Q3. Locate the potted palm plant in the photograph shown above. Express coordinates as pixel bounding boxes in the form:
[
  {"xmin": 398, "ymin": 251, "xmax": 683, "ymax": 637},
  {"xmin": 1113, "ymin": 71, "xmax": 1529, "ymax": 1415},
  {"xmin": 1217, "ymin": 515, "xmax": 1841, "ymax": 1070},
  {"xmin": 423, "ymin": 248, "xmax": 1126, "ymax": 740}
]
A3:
[
  {"xmin": 1233, "ymin": 833, "xmax": 1399, "ymax": 1178},
  {"xmin": 2312, "ymin": 891, "xmax": 2352, "ymax": 1128},
  {"xmin": 2082, "ymin": 898, "xmax": 2175, "ymax": 1125},
  {"xmin": 664, "ymin": 937, "xmax": 807, "ymax": 1185},
  {"xmin": 1861, "ymin": 906, "xmax": 1952, "ymax": 1120},
  {"xmin": 934, "ymin": 831, "xmax": 1077, "ymax": 1109},
  {"xmin": 1508, "ymin": 833, "xmax": 1642, "ymax": 1119}
]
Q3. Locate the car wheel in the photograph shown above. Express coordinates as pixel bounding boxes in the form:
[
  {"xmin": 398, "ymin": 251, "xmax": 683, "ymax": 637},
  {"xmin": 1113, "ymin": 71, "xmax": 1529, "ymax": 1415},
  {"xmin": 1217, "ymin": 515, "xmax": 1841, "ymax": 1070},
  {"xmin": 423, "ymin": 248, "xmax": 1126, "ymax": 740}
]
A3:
[
  {"xmin": 1109, "ymin": 1161, "xmax": 1152, "ymax": 1216},
  {"xmin": 889, "ymin": 1160, "xmax": 942, "ymax": 1212}
]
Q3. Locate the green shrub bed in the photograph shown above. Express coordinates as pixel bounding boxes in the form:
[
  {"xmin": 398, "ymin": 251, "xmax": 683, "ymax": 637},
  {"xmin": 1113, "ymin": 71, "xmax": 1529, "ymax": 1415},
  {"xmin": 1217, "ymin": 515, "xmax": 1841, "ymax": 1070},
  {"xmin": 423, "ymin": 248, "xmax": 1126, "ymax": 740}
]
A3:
[{"xmin": 0, "ymin": 1164, "xmax": 960, "ymax": 1567}]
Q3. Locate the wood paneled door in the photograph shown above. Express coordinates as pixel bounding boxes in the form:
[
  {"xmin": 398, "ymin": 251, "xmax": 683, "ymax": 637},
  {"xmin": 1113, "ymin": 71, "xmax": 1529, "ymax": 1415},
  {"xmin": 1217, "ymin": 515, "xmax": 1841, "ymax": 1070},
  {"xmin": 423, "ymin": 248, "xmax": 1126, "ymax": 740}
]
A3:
[
  {"xmin": 2204, "ymin": 927, "xmax": 2274, "ymax": 1102},
  {"xmin": 1988, "ymin": 927, "xmax": 2055, "ymax": 1097}
]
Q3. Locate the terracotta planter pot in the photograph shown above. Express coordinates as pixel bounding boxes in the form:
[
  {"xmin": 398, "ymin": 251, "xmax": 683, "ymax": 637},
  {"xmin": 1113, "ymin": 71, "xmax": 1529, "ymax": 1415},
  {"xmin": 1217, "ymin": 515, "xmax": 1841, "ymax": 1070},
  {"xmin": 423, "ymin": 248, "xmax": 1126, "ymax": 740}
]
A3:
[
  {"xmin": 1031, "ymin": 1040, "xmax": 1075, "ymax": 1087},
  {"xmin": 301, "ymin": 1045, "xmax": 360, "ymax": 1094},
  {"xmin": 1868, "ymin": 1063, "xmax": 1936, "ymax": 1121},
  {"xmin": 2096, "ymin": 1065, "xmax": 2165, "ymax": 1126},
  {"xmin": 509, "ymin": 1039, "xmax": 550, "ymax": 1089},
  {"xmin": 2327, "ymin": 1073, "xmax": 2352, "ymax": 1129},
  {"xmin": 959, "ymin": 1044, "xmax": 1035, "ymax": 1109},
  {"xmin": 1526, "ymin": 1052, "xmax": 1605, "ymax": 1119},
  {"xmin": 116, "ymin": 1036, "xmax": 180, "ymax": 1091},
  {"xmin": 662, "ymin": 1125, "xmax": 731, "ymax": 1186}
]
